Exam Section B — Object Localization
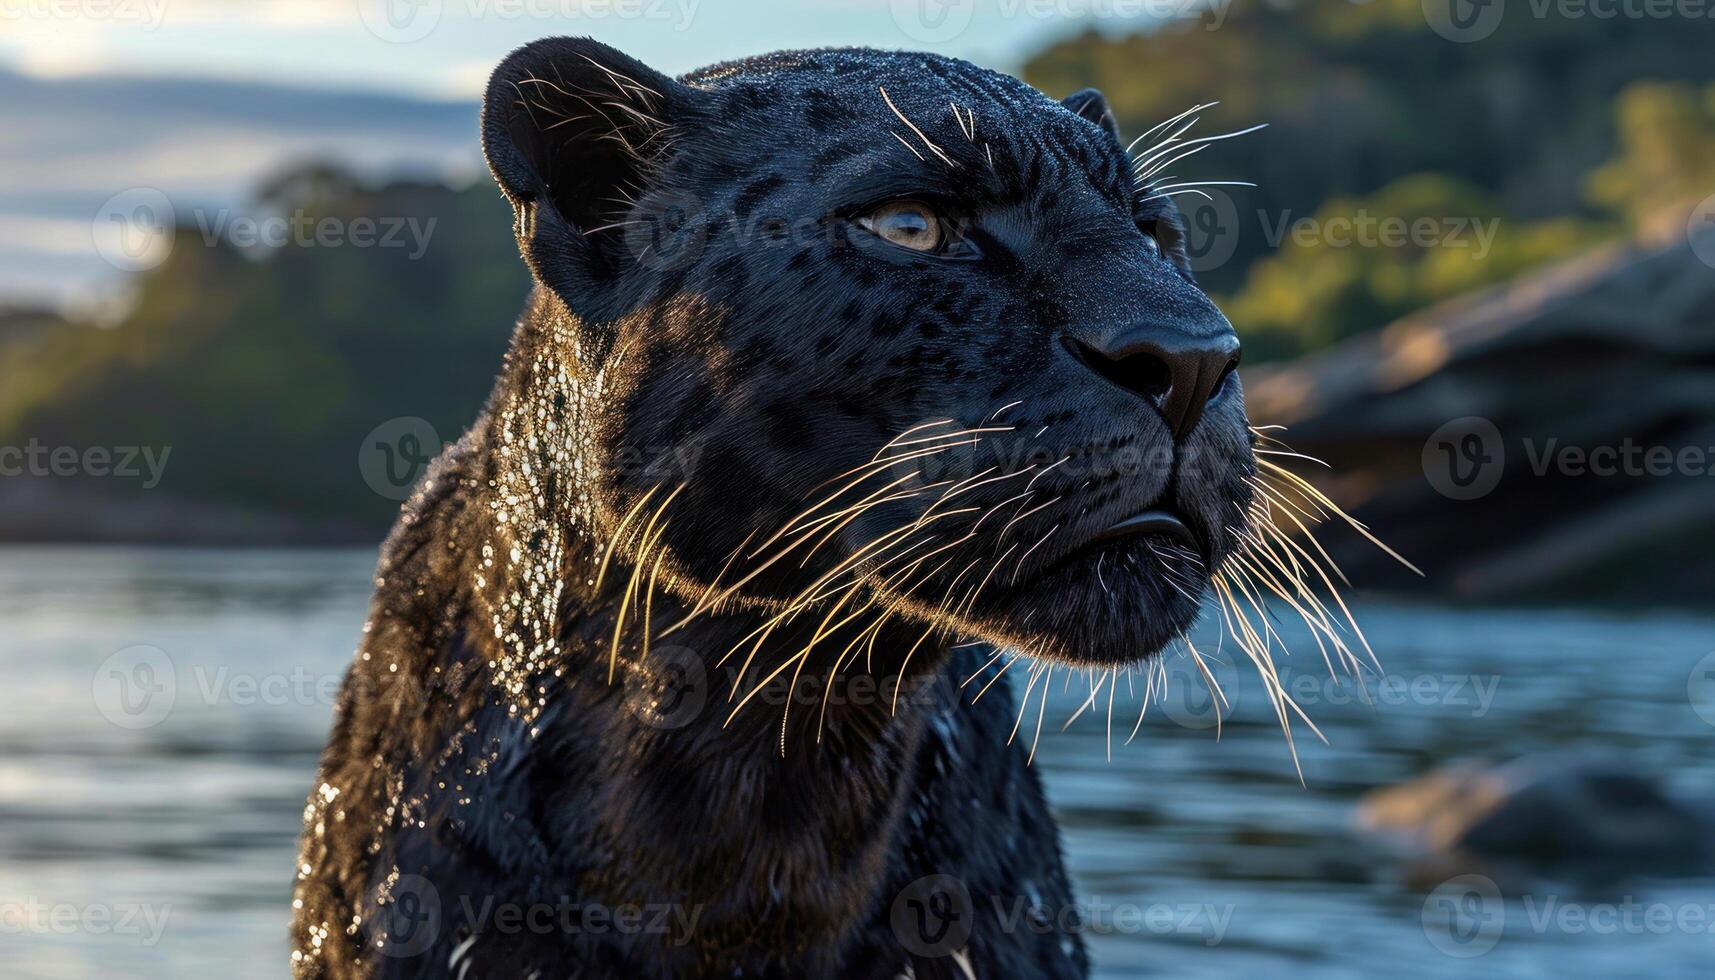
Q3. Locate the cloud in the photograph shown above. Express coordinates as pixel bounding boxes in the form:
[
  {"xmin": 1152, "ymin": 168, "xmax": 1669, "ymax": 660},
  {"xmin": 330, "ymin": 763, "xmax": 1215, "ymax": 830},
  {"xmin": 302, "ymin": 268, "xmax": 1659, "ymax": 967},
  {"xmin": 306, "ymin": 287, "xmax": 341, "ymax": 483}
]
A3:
[
  {"xmin": 0, "ymin": 67, "xmax": 481, "ymax": 305},
  {"xmin": 0, "ymin": 217, "xmax": 97, "ymax": 256},
  {"xmin": 437, "ymin": 60, "xmax": 497, "ymax": 100}
]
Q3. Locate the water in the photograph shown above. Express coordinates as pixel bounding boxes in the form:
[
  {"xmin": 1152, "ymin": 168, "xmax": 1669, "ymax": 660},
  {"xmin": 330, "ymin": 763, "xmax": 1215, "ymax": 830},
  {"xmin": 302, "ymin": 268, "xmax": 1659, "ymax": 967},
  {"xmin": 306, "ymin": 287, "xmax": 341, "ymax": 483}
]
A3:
[{"xmin": 0, "ymin": 547, "xmax": 1710, "ymax": 978}]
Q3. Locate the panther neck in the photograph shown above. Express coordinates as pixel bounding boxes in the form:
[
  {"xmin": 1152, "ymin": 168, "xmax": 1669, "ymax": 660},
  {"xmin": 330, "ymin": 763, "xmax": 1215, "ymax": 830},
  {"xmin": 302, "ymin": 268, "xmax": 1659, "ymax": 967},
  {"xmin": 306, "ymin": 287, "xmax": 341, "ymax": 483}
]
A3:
[
  {"xmin": 458, "ymin": 298, "xmax": 960, "ymax": 957},
  {"xmin": 527, "ymin": 566, "xmax": 955, "ymax": 964}
]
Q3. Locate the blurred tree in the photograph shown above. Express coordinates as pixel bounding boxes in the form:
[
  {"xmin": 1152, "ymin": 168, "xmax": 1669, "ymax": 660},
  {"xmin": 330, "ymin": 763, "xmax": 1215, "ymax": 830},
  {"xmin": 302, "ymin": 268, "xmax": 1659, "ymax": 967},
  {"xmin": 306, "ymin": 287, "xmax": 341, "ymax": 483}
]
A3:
[
  {"xmin": 1219, "ymin": 175, "xmax": 1608, "ymax": 359},
  {"xmin": 0, "ymin": 163, "xmax": 528, "ymax": 532},
  {"xmin": 10, "ymin": 4, "xmax": 1715, "ymax": 534},
  {"xmin": 1022, "ymin": 0, "xmax": 1715, "ymax": 350},
  {"xmin": 1586, "ymin": 82, "xmax": 1715, "ymax": 227}
]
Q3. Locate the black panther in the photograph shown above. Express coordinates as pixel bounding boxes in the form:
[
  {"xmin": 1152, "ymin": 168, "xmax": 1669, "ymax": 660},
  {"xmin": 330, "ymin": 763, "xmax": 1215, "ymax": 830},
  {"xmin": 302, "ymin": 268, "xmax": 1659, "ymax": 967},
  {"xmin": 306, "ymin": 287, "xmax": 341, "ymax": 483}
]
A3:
[{"xmin": 290, "ymin": 37, "xmax": 1257, "ymax": 979}]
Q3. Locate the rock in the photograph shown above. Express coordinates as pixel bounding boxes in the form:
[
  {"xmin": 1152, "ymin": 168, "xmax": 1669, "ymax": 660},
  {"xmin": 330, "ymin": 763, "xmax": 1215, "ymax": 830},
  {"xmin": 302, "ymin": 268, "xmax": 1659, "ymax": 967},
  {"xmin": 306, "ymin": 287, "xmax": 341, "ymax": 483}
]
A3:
[
  {"xmin": 1244, "ymin": 210, "xmax": 1715, "ymax": 604},
  {"xmin": 1358, "ymin": 757, "xmax": 1715, "ymax": 882}
]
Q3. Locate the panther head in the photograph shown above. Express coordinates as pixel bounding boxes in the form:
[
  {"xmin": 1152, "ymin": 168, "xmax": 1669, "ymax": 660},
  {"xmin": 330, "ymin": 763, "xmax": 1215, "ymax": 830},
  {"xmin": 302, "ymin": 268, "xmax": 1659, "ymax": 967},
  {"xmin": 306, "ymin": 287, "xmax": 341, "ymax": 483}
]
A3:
[{"xmin": 481, "ymin": 38, "xmax": 1256, "ymax": 669}]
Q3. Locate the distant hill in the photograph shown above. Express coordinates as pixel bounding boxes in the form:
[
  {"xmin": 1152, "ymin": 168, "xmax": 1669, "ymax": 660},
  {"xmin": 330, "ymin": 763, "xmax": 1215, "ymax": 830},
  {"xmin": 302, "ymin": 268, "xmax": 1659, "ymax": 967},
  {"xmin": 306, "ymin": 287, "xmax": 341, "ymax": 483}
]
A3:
[
  {"xmin": 0, "ymin": 67, "xmax": 480, "ymax": 304},
  {"xmin": 0, "ymin": 167, "xmax": 527, "ymax": 543},
  {"xmin": 2, "ymin": 4, "xmax": 1714, "ymax": 584}
]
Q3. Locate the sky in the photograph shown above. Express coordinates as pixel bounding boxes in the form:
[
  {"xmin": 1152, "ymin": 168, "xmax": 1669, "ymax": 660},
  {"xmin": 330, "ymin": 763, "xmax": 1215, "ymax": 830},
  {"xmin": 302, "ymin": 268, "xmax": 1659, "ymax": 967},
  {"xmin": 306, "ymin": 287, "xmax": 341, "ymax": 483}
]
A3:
[
  {"xmin": 0, "ymin": 0, "xmax": 1146, "ymax": 98},
  {"xmin": 0, "ymin": 0, "xmax": 1191, "ymax": 308}
]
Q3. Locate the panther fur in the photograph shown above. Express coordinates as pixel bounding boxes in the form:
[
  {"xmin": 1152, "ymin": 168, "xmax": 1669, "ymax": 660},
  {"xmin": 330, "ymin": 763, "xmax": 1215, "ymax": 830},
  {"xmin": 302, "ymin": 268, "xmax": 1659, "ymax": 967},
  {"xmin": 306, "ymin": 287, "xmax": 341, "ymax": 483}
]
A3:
[{"xmin": 289, "ymin": 37, "xmax": 1255, "ymax": 979}]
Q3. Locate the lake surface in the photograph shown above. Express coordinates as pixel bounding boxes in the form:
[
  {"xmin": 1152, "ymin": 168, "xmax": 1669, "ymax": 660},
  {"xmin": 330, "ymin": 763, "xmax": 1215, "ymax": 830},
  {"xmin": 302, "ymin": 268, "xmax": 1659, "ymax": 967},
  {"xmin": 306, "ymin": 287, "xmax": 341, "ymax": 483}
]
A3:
[{"xmin": 1, "ymin": 547, "xmax": 1711, "ymax": 977}]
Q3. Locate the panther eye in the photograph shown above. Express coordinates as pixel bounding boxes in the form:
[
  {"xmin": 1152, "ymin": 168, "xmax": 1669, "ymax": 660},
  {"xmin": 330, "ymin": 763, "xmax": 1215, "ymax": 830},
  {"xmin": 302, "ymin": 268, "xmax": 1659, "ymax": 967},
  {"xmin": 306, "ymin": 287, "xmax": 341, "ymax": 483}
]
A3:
[
  {"xmin": 859, "ymin": 202, "xmax": 945, "ymax": 253},
  {"xmin": 1139, "ymin": 223, "xmax": 1163, "ymax": 259}
]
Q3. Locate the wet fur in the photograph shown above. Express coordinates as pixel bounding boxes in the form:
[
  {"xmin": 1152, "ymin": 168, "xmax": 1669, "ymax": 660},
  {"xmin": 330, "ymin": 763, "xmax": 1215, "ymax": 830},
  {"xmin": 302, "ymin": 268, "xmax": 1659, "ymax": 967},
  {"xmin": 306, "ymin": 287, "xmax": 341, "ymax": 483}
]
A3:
[{"xmin": 290, "ymin": 39, "xmax": 1259, "ymax": 979}]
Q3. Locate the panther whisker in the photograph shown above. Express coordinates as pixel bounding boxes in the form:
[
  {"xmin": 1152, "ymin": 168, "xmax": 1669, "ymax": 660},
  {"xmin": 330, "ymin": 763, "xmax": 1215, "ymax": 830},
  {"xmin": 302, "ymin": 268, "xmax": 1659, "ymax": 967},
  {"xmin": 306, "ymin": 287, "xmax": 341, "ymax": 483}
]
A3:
[
  {"xmin": 1124, "ymin": 101, "xmax": 1218, "ymax": 155},
  {"xmin": 932, "ymin": 466, "xmax": 1035, "ymax": 517},
  {"xmin": 873, "ymin": 425, "xmax": 1010, "ymax": 455},
  {"xmin": 1012, "ymin": 524, "xmax": 1060, "ymax": 585},
  {"xmin": 938, "ymin": 556, "xmax": 988, "ymax": 614},
  {"xmin": 1184, "ymin": 637, "xmax": 1228, "ymax": 742},
  {"xmin": 1253, "ymin": 446, "xmax": 1331, "ymax": 468},
  {"xmin": 1009, "ymin": 662, "xmax": 1047, "ymax": 746},
  {"xmin": 608, "ymin": 484, "xmax": 684, "ymax": 683},
  {"xmin": 1244, "ymin": 506, "xmax": 1364, "ymax": 654},
  {"xmin": 1125, "ymin": 653, "xmax": 1169, "ymax": 745},
  {"xmin": 878, "ymin": 418, "xmax": 958, "ymax": 453},
  {"xmin": 892, "ymin": 622, "xmax": 942, "ymax": 714},
  {"xmin": 670, "ymin": 452, "xmax": 967, "ymax": 630},
  {"xmin": 1027, "ymin": 662, "xmax": 1054, "ymax": 766},
  {"xmin": 971, "ymin": 486, "xmax": 1039, "ymax": 534},
  {"xmin": 1221, "ymin": 566, "xmax": 1330, "ymax": 745},
  {"xmin": 880, "ymin": 85, "xmax": 957, "ymax": 167},
  {"xmin": 1105, "ymin": 667, "xmax": 1117, "ymax": 761},
  {"xmin": 1138, "ymin": 189, "xmax": 1214, "ymax": 205},
  {"xmin": 1256, "ymin": 457, "xmax": 1420, "ymax": 574},
  {"xmin": 1228, "ymin": 548, "xmax": 1350, "ymax": 681},
  {"xmin": 968, "ymin": 650, "xmax": 1022, "ymax": 705},
  {"xmin": 1211, "ymin": 574, "xmax": 1308, "ymax": 780},
  {"xmin": 1134, "ymin": 123, "xmax": 1269, "ymax": 181},
  {"xmin": 641, "ymin": 546, "xmax": 666, "ymax": 668},
  {"xmin": 999, "ymin": 494, "xmax": 1059, "ymax": 541},
  {"xmin": 1147, "ymin": 180, "xmax": 1258, "ymax": 191},
  {"xmin": 736, "ymin": 586, "xmax": 869, "ymax": 733},
  {"xmin": 962, "ymin": 646, "xmax": 1009, "ymax": 688},
  {"xmin": 816, "ymin": 605, "xmax": 896, "ymax": 742},
  {"xmin": 1059, "ymin": 667, "xmax": 1109, "ymax": 730},
  {"xmin": 1234, "ymin": 529, "xmax": 1355, "ymax": 672},
  {"xmin": 1247, "ymin": 477, "xmax": 1350, "ymax": 586},
  {"xmin": 594, "ymin": 484, "xmax": 662, "ymax": 593},
  {"xmin": 1225, "ymin": 561, "xmax": 1290, "ymax": 651},
  {"xmin": 950, "ymin": 101, "xmax": 975, "ymax": 142},
  {"xmin": 956, "ymin": 542, "xmax": 1017, "ymax": 621},
  {"xmin": 792, "ymin": 478, "xmax": 940, "ymax": 570},
  {"xmin": 1025, "ymin": 455, "xmax": 1069, "ymax": 491},
  {"xmin": 1127, "ymin": 112, "xmax": 1205, "ymax": 168}
]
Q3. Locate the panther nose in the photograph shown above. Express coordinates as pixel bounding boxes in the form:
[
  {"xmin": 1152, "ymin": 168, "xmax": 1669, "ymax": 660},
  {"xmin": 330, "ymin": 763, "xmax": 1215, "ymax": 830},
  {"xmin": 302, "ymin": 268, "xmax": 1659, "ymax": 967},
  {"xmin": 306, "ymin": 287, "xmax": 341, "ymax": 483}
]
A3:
[{"xmin": 1066, "ymin": 324, "xmax": 1241, "ymax": 442}]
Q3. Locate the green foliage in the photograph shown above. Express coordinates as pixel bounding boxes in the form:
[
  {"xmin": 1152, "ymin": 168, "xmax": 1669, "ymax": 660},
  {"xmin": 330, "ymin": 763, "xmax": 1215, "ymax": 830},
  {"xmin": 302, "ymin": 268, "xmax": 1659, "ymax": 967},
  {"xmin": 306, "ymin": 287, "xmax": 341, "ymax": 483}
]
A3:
[
  {"xmin": 7, "ymin": 4, "xmax": 1715, "ymax": 530},
  {"xmin": 1586, "ymin": 82, "xmax": 1715, "ymax": 226},
  {"xmin": 1220, "ymin": 175, "xmax": 1610, "ymax": 359},
  {"xmin": 0, "ymin": 170, "xmax": 528, "ymax": 528},
  {"xmin": 1022, "ymin": 1, "xmax": 1715, "ymax": 358}
]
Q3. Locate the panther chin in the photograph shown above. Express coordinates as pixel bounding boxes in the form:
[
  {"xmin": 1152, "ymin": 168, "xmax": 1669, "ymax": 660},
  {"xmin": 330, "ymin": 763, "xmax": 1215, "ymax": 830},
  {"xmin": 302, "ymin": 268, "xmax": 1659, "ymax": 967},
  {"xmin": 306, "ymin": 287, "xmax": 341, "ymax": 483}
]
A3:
[{"xmin": 912, "ymin": 504, "xmax": 1224, "ymax": 670}]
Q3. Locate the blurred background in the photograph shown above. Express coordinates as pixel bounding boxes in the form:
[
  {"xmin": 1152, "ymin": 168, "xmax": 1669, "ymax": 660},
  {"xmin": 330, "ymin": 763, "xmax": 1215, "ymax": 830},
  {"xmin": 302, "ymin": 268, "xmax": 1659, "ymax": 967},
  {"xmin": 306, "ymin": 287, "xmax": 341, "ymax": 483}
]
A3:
[{"xmin": 2, "ymin": 0, "xmax": 1713, "ymax": 976}]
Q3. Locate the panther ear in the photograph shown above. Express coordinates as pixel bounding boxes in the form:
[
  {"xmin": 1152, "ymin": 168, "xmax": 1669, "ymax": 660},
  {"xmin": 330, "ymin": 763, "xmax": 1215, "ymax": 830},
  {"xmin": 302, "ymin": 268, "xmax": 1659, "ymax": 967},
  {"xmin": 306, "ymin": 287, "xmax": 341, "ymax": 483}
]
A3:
[
  {"xmin": 1061, "ymin": 88, "xmax": 1121, "ymax": 141},
  {"xmin": 481, "ymin": 37, "xmax": 701, "ymax": 306}
]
